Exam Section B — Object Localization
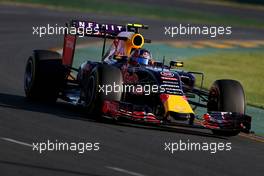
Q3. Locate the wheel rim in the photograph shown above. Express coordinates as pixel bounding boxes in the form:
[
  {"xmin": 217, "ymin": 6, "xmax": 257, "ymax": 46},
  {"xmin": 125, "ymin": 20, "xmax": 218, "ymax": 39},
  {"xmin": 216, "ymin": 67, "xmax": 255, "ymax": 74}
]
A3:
[{"xmin": 208, "ymin": 86, "xmax": 220, "ymax": 111}]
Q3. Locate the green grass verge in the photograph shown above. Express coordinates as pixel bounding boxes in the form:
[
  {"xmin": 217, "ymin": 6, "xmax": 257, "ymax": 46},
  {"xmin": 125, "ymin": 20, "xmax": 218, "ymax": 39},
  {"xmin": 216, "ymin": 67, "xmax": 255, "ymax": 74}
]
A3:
[
  {"xmin": 183, "ymin": 51, "xmax": 264, "ymax": 108},
  {"xmin": 2, "ymin": 0, "xmax": 264, "ymax": 28}
]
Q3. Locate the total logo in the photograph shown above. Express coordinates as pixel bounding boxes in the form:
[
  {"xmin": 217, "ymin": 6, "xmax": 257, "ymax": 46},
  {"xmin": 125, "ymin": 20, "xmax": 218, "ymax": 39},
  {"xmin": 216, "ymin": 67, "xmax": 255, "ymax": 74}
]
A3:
[
  {"xmin": 160, "ymin": 71, "xmax": 174, "ymax": 77},
  {"xmin": 174, "ymin": 105, "xmax": 185, "ymax": 112}
]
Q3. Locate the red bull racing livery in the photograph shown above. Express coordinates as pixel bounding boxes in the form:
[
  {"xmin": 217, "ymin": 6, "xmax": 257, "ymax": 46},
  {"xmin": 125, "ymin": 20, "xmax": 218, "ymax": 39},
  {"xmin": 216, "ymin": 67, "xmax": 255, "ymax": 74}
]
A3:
[{"xmin": 24, "ymin": 20, "xmax": 251, "ymax": 136}]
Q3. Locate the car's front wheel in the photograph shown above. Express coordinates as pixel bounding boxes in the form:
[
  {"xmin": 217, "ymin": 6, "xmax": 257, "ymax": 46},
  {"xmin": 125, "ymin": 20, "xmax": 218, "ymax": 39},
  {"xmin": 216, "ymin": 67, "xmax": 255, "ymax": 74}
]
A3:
[
  {"xmin": 207, "ymin": 79, "xmax": 245, "ymax": 136},
  {"xmin": 82, "ymin": 64, "xmax": 123, "ymax": 117}
]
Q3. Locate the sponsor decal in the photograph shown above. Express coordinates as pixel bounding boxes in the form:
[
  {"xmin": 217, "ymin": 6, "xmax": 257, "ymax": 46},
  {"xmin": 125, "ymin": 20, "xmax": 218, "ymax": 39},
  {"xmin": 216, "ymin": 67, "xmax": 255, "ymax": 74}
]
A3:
[
  {"xmin": 72, "ymin": 20, "xmax": 125, "ymax": 34},
  {"xmin": 160, "ymin": 71, "xmax": 174, "ymax": 77},
  {"xmin": 174, "ymin": 105, "xmax": 185, "ymax": 112},
  {"xmin": 161, "ymin": 84, "xmax": 179, "ymax": 88},
  {"xmin": 161, "ymin": 77, "xmax": 177, "ymax": 81},
  {"xmin": 162, "ymin": 81, "xmax": 178, "ymax": 84}
]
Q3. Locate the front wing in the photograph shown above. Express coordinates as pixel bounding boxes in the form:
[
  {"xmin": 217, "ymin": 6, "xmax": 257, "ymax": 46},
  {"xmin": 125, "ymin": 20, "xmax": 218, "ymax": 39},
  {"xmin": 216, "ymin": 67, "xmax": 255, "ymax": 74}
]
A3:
[{"xmin": 101, "ymin": 100, "xmax": 251, "ymax": 133}]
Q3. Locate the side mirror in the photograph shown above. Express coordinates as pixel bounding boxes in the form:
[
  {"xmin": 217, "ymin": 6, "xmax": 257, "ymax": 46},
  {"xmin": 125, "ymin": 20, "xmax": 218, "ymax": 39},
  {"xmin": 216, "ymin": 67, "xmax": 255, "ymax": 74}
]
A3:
[{"xmin": 170, "ymin": 61, "xmax": 184, "ymax": 68}]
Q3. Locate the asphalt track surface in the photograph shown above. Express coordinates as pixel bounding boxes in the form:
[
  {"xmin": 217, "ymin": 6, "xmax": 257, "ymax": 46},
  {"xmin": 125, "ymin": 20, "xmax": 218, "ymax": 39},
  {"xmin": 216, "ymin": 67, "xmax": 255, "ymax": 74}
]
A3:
[{"xmin": 0, "ymin": 4, "xmax": 264, "ymax": 176}]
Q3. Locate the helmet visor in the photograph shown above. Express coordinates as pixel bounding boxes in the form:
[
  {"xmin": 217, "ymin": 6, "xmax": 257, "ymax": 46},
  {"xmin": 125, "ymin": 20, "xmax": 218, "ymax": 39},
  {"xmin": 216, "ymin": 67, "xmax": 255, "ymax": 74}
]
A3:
[{"xmin": 137, "ymin": 57, "xmax": 149, "ymax": 65}]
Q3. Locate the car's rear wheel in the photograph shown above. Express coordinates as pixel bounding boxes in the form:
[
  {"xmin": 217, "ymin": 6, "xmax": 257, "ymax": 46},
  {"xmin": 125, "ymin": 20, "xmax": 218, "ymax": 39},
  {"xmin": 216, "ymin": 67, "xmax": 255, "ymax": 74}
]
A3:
[
  {"xmin": 24, "ymin": 50, "xmax": 66, "ymax": 102},
  {"xmin": 207, "ymin": 79, "xmax": 245, "ymax": 136}
]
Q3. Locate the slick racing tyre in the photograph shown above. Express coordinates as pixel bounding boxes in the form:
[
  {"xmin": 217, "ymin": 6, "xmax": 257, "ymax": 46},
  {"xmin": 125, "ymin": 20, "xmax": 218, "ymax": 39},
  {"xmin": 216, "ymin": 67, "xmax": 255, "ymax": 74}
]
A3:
[
  {"xmin": 24, "ymin": 50, "xmax": 66, "ymax": 102},
  {"xmin": 207, "ymin": 79, "xmax": 245, "ymax": 136},
  {"xmin": 83, "ymin": 64, "xmax": 123, "ymax": 116}
]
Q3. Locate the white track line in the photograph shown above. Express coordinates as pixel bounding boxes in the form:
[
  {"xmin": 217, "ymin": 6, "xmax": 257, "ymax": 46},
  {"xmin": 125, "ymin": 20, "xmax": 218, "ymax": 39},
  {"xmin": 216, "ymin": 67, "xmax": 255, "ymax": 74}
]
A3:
[
  {"xmin": 106, "ymin": 166, "xmax": 147, "ymax": 176},
  {"xmin": 1, "ymin": 137, "xmax": 33, "ymax": 148}
]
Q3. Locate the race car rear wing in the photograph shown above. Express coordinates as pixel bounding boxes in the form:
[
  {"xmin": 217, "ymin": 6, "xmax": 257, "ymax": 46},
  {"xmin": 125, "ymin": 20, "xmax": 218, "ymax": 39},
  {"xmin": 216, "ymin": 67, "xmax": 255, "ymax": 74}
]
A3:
[{"xmin": 62, "ymin": 20, "xmax": 150, "ymax": 66}]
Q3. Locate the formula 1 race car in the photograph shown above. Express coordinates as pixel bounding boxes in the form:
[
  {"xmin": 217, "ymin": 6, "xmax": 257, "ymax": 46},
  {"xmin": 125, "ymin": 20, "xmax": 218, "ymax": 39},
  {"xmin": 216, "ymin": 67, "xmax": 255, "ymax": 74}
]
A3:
[{"xmin": 24, "ymin": 20, "xmax": 251, "ymax": 136}]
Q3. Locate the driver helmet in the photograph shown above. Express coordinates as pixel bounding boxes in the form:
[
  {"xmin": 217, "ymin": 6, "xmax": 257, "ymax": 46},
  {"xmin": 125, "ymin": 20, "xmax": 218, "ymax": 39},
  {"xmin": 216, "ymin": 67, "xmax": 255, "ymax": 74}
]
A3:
[{"xmin": 130, "ymin": 49, "xmax": 152, "ymax": 65}]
